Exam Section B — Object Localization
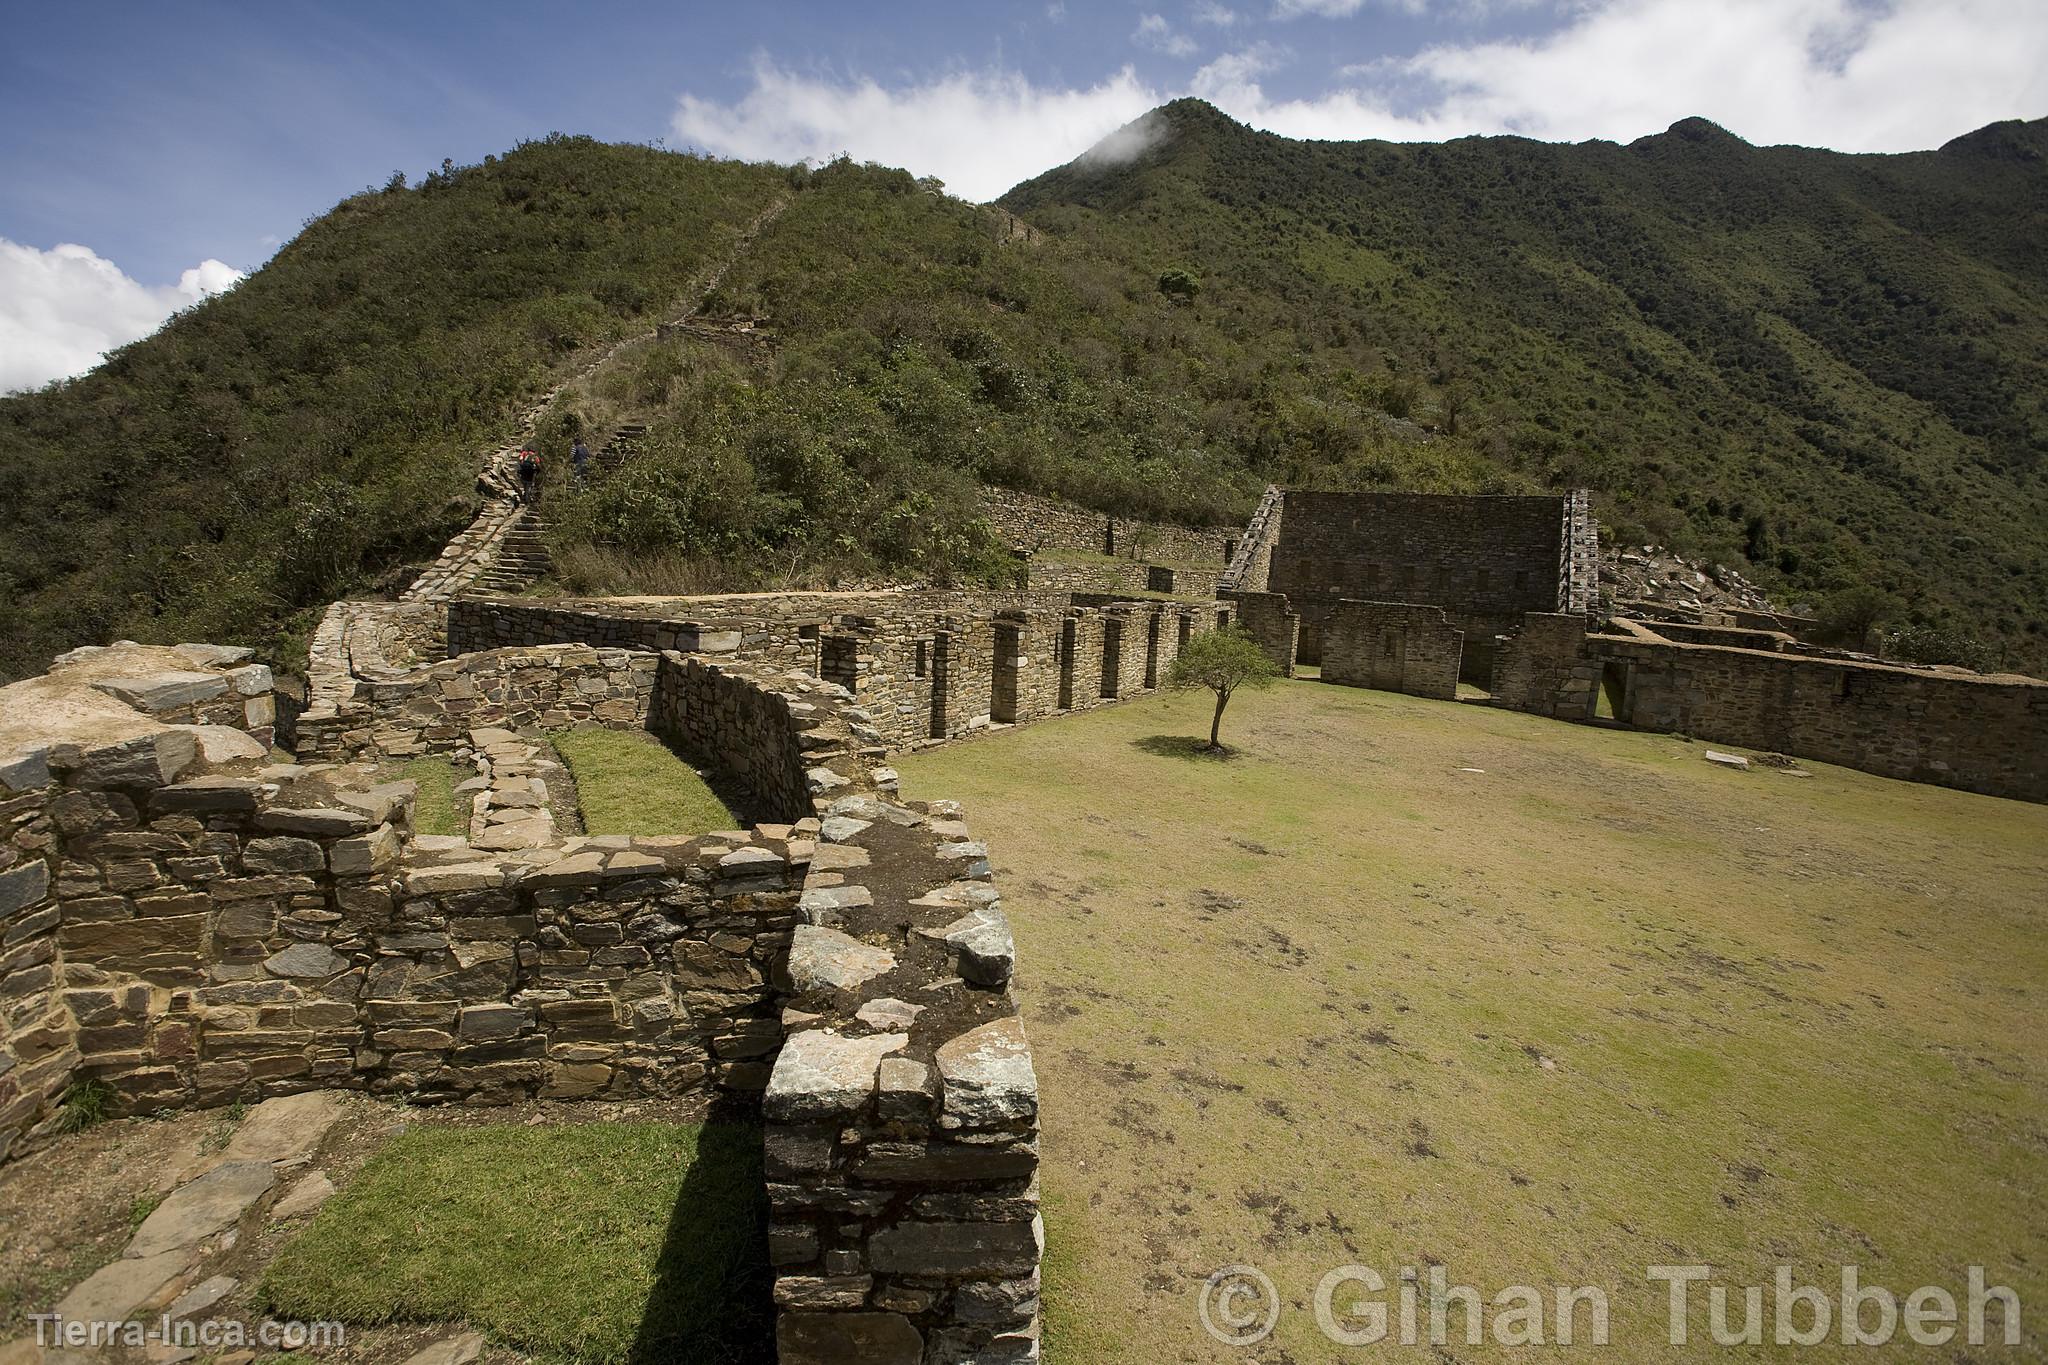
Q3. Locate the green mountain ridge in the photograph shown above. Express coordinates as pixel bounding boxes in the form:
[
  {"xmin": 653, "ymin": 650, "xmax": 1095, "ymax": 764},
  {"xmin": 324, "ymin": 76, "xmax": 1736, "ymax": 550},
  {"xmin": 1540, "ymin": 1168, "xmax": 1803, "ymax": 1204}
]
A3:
[{"xmin": 2, "ymin": 103, "xmax": 2043, "ymax": 680}]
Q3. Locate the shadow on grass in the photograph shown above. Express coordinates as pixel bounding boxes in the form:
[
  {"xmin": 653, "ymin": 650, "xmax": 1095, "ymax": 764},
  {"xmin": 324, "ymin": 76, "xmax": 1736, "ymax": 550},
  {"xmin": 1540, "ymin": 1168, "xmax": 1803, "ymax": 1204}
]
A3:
[
  {"xmin": 1132, "ymin": 734, "xmax": 1242, "ymax": 761},
  {"xmin": 649, "ymin": 728, "xmax": 761, "ymax": 828},
  {"xmin": 629, "ymin": 1108, "xmax": 775, "ymax": 1365}
]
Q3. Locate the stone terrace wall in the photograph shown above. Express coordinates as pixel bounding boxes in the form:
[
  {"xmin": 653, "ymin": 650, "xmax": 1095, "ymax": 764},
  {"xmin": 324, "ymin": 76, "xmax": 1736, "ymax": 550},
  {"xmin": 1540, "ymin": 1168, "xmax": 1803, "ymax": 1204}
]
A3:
[
  {"xmin": 979, "ymin": 486, "xmax": 1238, "ymax": 567},
  {"xmin": 296, "ymin": 644, "xmax": 656, "ymax": 763},
  {"xmin": 651, "ymin": 654, "xmax": 885, "ymax": 824},
  {"xmin": 1016, "ymin": 558, "xmax": 1153, "ymax": 596},
  {"xmin": 1323, "ymin": 601, "xmax": 1464, "ymax": 700},
  {"xmin": 1493, "ymin": 614, "xmax": 2048, "ymax": 803},
  {"xmin": 766, "ymin": 787, "xmax": 1040, "ymax": 1364}
]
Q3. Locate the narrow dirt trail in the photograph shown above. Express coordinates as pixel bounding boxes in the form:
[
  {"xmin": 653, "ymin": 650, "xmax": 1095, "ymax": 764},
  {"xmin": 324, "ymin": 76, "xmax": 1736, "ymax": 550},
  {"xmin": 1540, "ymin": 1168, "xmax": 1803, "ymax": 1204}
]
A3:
[{"xmin": 508, "ymin": 187, "xmax": 794, "ymax": 442}]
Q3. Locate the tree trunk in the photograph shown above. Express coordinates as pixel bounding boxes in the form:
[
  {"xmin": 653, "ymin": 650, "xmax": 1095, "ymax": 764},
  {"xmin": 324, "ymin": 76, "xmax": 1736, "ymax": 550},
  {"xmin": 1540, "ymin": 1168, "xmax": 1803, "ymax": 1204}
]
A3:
[{"xmin": 1209, "ymin": 688, "xmax": 1229, "ymax": 749}]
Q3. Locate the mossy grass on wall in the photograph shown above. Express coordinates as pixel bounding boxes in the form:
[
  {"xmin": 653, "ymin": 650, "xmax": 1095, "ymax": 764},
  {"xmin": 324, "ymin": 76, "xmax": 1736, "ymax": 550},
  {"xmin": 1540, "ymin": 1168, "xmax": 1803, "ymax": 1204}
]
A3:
[
  {"xmin": 550, "ymin": 728, "xmax": 738, "ymax": 835},
  {"xmin": 260, "ymin": 1120, "xmax": 769, "ymax": 1365}
]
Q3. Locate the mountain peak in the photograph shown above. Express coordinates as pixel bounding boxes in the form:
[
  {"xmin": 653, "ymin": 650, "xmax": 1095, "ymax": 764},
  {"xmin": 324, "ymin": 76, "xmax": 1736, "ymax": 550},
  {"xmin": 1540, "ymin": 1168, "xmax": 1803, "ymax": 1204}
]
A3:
[
  {"xmin": 1638, "ymin": 116, "xmax": 1749, "ymax": 149},
  {"xmin": 1938, "ymin": 117, "xmax": 2048, "ymax": 163}
]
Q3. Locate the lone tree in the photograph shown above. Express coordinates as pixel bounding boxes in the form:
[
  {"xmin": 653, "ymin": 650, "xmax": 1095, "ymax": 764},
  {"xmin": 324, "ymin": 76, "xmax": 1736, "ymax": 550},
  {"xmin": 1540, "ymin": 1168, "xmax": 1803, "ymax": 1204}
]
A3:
[{"xmin": 1167, "ymin": 627, "xmax": 1281, "ymax": 750}]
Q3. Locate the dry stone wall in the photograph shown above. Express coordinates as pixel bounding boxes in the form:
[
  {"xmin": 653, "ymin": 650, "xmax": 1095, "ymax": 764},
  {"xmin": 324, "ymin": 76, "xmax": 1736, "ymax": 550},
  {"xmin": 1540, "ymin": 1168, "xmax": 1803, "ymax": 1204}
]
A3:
[
  {"xmin": 766, "ymin": 783, "xmax": 1040, "ymax": 1364},
  {"xmin": 1492, "ymin": 614, "xmax": 2048, "ymax": 803},
  {"xmin": 1322, "ymin": 601, "xmax": 1465, "ymax": 700},
  {"xmin": 296, "ymin": 644, "xmax": 655, "ymax": 763},
  {"xmin": 978, "ymin": 486, "xmax": 1238, "ymax": 567}
]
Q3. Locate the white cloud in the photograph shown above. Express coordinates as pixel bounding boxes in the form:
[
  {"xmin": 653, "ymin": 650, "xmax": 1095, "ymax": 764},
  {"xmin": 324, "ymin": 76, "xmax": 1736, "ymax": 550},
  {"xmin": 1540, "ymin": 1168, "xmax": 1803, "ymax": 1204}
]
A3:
[
  {"xmin": 670, "ymin": 0, "xmax": 2043, "ymax": 208},
  {"xmin": 1272, "ymin": 0, "xmax": 1369, "ymax": 16},
  {"xmin": 1219, "ymin": 0, "xmax": 2048, "ymax": 150},
  {"xmin": 1135, "ymin": 13, "xmax": 1201, "ymax": 58},
  {"xmin": 1077, "ymin": 110, "xmax": 1174, "ymax": 169},
  {"xmin": 1193, "ymin": 1, "xmax": 1241, "ymax": 25},
  {"xmin": 0, "ymin": 240, "xmax": 242, "ymax": 395},
  {"xmin": 673, "ymin": 60, "xmax": 1162, "ymax": 202}
]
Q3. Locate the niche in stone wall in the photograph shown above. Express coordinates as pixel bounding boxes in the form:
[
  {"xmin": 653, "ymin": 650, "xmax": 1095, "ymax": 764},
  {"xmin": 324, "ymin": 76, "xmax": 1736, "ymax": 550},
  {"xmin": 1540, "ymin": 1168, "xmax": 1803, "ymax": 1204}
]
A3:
[
  {"xmin": 1144, "ymin": 614, "xmax": 1161, "ymax": 689},
  {"xmin": 822, "ymin": 635, "xmax": 858, "ymax": 692},
  {"xmin": 993, "ymin": 623, "xmax": 1022, "ymax": 724},
  {"xmin": 929, "ymin": 633, "xmax": 951, "ymax": 738},
  {"xmin": 1593, "ymin": 659, "xmax": 1633, "ymax": 721},
  {"xmin": 1058, "ymin": 619, "xmax": 1078, "ymax": 710},
  {"xmin": 1100, "ymin": 620, "xmax": 1123, "ymax": 699}
]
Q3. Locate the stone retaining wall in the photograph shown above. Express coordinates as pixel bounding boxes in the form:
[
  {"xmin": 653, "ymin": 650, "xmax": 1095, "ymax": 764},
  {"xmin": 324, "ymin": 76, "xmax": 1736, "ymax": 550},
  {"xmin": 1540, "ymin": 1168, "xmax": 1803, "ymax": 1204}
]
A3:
[
  {"xmin": 765, "ymin": 760, "xmax": 1040, "ymax": 1364},
  {"xmin": 979, "ymin": 486, "xmax": 1238, "ymax": 567},
  {"xmin": 1492, "ymin": 614, "xmax": 2048, "ymax": 803},
  {"xmin": 1322, "ymin": 601, "xmax": 1464, "ymax": 700},
  {"xmin": 295, "ymin": 645, "xmax": 656, "ymax": 763}
]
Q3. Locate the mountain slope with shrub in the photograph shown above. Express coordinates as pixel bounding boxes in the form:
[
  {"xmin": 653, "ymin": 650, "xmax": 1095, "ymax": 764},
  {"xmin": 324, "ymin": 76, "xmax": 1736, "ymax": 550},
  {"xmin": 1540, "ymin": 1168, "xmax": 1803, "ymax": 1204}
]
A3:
[
  {"xmin": 1002, "ymin": 100, "xmax": 2048, "ymax": 666},
  {"xmin": 3, "ymin": 104, "xmax": 2044, "ymax": 680},
  {"xmin": 0, "ymin": 137, "xmax": 788, "ymax": 681}
]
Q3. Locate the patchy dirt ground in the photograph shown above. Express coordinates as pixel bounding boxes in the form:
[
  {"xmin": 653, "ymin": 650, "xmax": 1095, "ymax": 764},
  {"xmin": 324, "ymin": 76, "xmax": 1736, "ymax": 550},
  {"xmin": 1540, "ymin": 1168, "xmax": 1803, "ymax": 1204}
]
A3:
[
  {"xmin": 899, "ymin": 680, "xmax": 2048, "ymax": 1364},
  {"xmin": 1, "ymin": 1093, "xmax": 712, "ymax": 1364}
]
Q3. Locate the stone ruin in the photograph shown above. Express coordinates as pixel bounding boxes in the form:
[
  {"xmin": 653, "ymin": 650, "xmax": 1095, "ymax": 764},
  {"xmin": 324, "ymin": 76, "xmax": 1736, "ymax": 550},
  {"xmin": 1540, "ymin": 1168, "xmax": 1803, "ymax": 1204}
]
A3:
[
  {"xmin": 0, "ymin": 636, "xmax": 1042, "ymax": 1362},
  {"xmin": 4, "ymin": 468, "xmax": 2045, "ymax": 1365},
  {"xmin": 1221, "ymin": 486, "xmax": 2048, "ymax": 804}
]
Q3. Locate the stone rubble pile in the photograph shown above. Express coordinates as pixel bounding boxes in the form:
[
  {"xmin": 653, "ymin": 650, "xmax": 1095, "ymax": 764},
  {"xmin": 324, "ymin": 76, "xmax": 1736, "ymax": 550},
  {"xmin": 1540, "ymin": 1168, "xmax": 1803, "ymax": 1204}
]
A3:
[{"xmin": 1600, "ymin": 544, "xmax": 1781, "ymax": 619}]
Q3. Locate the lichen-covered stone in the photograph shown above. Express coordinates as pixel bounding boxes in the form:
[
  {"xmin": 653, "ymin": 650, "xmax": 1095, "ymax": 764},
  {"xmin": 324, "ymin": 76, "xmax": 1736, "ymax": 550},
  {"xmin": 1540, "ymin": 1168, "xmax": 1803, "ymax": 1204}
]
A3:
[
  {"xmin": 786, "ymin": 925, "xmax": 895, "ymax": 993},
  {"xmin": 765, "ymin": 1029, "xmax": 906, "ymax": 1121},
  {"xmin": 936, "ymin": 1018, "xmax": 1038, "ymax": 1128}
]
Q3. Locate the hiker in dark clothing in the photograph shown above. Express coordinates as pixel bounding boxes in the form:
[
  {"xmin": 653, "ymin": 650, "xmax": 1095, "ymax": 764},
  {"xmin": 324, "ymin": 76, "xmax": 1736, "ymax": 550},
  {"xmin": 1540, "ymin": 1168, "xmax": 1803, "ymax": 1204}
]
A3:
[
  {"xmin": 571, "ymin": 439, "xmax": 592, "ymax": 486},
  {"xmin": 516, "ymin": 446, "xmax": 541, "ymax": 505}
]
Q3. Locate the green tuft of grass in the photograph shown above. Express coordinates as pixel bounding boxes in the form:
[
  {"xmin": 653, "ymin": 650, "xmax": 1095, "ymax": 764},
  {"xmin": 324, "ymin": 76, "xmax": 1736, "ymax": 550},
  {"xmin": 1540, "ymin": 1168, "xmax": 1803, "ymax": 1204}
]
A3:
[
  {"xmin": 128, "ymin": 1193, "xmax": 163, "ymax": 1230},
  {"xmin": 399, "ymin": 757, "xmax": 466, "ymax": 838},
  {"xmin": 55, "ymin": 1077, "xmax": 116, "ymax": 1134},
  {"xmin": 550, "ymin": 729, "xmax": 738, "ymax": 835},
  {"xmin": 260, "ymin": 1121, "xmax": 768, "ymax": 1365}
]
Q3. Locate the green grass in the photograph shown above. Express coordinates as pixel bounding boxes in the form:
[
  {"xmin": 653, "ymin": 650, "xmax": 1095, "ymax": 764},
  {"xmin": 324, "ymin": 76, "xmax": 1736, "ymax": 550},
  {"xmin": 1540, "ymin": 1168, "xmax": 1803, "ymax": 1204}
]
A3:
[
  {"xmin": 550, "ymin": 728, "xmax": 738, "ymax": 835},
  {"xmin": 399, "ymin": 756, "xmax": 465, "ymax": 838},
  {"xmin": 897, "ymin": 681, "xmax": 2048, "ymax": 1363},
  {"xmin": 54, "ymin": 1077, "xmax": 116, "ymax": 1134},
  {"xmin": 260, "ymin": 1121, "xmax": 768, "ymax": 1365}
]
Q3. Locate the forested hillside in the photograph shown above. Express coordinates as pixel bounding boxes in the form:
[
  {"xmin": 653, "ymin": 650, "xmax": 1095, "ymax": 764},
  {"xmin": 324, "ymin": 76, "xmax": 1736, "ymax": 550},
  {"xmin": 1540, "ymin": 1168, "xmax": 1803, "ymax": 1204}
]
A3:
[
  {"xmin": 1005, "ymin": 101, "xmax": 2048, "ymax": 666},
  {"xmin": 0, "ymin": 138, "xmax": 788, "ymax": 680},
  {"xmin": 4, "ymin": 104, "xmax": 2043, "ymax": 680}
]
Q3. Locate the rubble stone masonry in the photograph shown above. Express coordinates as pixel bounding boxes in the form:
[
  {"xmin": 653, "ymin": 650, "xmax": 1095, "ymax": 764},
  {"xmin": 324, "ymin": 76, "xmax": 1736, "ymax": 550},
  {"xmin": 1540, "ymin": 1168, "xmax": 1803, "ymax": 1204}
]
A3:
[
  {"xmin": 1322, "ymin": 602, "xmax": 1464, "ymax": 700},
  {"xmin": 1492, "ymin": 615, "xmax": 2048, "ymax": 802}
]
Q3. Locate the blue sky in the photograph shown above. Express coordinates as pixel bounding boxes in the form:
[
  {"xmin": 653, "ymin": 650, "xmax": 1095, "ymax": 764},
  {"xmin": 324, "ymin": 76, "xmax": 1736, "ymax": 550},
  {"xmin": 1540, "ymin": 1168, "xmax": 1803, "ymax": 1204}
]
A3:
[{"xmin": 3, "ymin": 0, "xmax": 2043, "ymax": 392}]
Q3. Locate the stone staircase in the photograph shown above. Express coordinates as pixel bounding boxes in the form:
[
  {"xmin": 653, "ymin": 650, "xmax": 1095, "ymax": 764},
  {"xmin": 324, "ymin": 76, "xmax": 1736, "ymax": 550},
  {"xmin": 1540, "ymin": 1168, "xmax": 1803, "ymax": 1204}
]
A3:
[
  {"xmin": 474, "ymin": 509, "xmax": 552, "ymax": 593},
  {"xmin": 590, "ymin": 420, "xmax": 647, "ymax": 479}
]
